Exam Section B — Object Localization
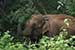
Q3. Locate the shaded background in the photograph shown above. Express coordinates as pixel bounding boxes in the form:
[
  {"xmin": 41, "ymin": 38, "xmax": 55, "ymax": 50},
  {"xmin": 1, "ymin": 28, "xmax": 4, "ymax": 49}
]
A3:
[{"xmin": 0, "ymin": 0, "xmax": 75, "ymax": 38}]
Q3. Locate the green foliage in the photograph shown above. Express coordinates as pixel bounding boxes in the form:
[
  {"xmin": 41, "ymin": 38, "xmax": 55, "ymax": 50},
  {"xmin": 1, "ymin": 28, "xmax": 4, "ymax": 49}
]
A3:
[
  {"xmin": 59, "ymin": 0, "xmax": 75, "ymax": 16},
  {"xmin": 0, "ymin": 0, "xmax": 35, "ymax": 33},
  {"xmin": 1, "ymin": 0, "xmax": 75, "ymax": 35},
  {"xmin": 0, "ymin": 31, "xmax": 75, "ymax": 50},
  {"xmin": 0, "ymin": 0, "xmax": 75, "ymax": 50},
  {"xmin": 1, "ymin": 0, "xmax": 75, "ymax": 16},
  {"xmin": 0, "ymin": 31, "xmax": 27, "ymax": 50}
]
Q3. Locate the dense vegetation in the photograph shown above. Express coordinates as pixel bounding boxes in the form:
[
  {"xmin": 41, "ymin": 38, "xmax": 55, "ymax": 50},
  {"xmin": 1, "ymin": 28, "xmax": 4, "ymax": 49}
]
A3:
[
  {"xmin": 0, "ymin": 0, "xmax": 75, "ymax": 50},
  {"xmin": 0, "ymin": 31, "xmax": 75, "ymax": 50},
  {"xmin": 0, "ymin": 0, "xmax": 75, "ymax": 34}
]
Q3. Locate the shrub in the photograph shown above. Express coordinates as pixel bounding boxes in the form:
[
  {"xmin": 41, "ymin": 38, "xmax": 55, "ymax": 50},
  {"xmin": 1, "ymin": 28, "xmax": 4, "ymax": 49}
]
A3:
[{"xmin": 0, "ymin": 31, "xmax": 75, "ymax": 50}]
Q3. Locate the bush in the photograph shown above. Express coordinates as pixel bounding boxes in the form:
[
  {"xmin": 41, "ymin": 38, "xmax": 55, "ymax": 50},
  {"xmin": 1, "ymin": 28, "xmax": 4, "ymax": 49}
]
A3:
[
  {"xmin": 0, "ymin": 31, "xmax": 75, "ymax": 50},
  {"xmin": 59, "ymin": 0, "xmax": 75, "ymax": 16}
]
